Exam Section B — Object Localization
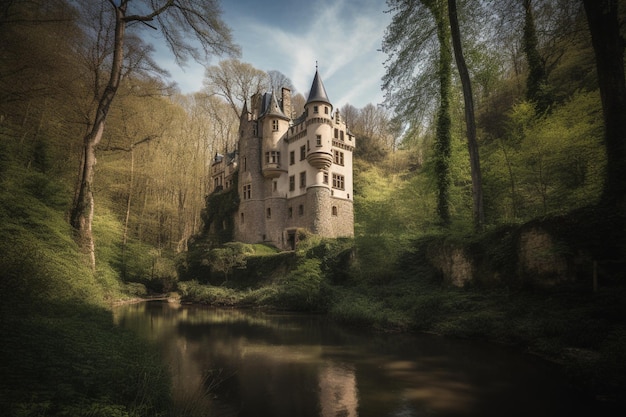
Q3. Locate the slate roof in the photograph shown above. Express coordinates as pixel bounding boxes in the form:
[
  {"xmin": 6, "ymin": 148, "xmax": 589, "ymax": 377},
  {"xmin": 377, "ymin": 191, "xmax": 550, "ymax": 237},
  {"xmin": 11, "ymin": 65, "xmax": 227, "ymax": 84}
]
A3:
[
  {"xmin": 306, "ymin": 69, "xmax": 331, "ymax": 106},
  {"xmin": 260, "ymin": 91, "xmax": 290, "ymax": 120}
]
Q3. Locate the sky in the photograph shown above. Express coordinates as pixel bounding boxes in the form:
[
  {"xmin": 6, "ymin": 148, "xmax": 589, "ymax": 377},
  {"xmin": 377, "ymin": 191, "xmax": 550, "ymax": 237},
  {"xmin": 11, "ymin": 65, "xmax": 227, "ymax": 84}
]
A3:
[{"xmin": 156, "ymin": 0, "xmax": 391, "ymax": 110}]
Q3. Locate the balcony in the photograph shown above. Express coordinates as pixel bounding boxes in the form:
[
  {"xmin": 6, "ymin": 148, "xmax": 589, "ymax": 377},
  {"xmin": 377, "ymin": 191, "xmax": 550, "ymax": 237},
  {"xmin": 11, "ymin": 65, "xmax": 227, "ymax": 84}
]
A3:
[
  {"xmin": 262, "ymin": 163, "xmax": 286, "ymax": 178},
  {"xmin": 306, "ymin": 151, "xmax": 332, "ymax": 169}
]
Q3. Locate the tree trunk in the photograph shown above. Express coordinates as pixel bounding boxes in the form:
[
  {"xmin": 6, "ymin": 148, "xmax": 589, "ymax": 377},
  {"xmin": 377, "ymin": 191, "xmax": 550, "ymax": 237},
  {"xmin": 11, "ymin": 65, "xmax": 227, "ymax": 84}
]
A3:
[
  {"xmin": 70, "ymin": 4, "xmax": 126, "ymax": 269},
  {"xmin": 522, "ymin": 0, "xmax": 551, "ymax": 112},
  {"xmin": 582, "ymin": 0, "xmax": 626, "ymax": 206},
  {"xmin": 447, "ymin": 0, "xmax": 485, "ymax": 231},
  {"xmin": 121, "ymin": 146, "xmax": 134, "ymax": 280},
  {"xmin": 425, "ymin": 0, "xmax": 452, "ymax": 226}
]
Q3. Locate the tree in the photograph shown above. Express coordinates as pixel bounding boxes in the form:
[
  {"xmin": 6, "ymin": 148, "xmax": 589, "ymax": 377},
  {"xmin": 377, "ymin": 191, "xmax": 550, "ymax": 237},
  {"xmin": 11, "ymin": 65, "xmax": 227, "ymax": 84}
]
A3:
[
  {"xmin": 382, "ymin": 0, "xmax": 452, "ymax": 226},
  {"xmin": 209, "ymin": 244, "xmax": 247, "ymax": 283},
  {"xmin": 69, "ymin": 0, "xmax": 238, "ymax": 269},
  {"xmin": 582, "ymin": 0, "xmax": 626, "ymax": 206},
  {"xmin": 522, "ymin": 0, "xmax": 552, "ymax": 112},
  {"xmin": 427, "ymin": 0, "xmax": 453, "ymax": 226},
  {"xmin": 447, "ymin": 0, "xmax": 484, "ymax": 231},
  {"xmin": 204, "ymin": 59, "xmax": 269, "ymax": 118},
  {"xmin": 267, "ymin": 70, "xmax": 295, "ymax": 93}
]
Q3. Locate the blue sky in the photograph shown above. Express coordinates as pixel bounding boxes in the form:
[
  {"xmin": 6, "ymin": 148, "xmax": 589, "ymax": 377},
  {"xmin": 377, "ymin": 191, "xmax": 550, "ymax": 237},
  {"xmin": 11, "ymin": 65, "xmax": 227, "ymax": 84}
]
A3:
[{"xmin": 157, "ymin": 0, "xmax": 391, "ymax": 109}]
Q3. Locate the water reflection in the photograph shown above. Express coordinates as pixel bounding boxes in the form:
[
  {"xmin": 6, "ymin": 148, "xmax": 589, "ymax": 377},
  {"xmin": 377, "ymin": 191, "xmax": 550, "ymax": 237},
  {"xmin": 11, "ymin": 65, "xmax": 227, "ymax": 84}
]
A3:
[{"xmin": 114, "ymin": 301, "xmax": 602, "ymax": 417}]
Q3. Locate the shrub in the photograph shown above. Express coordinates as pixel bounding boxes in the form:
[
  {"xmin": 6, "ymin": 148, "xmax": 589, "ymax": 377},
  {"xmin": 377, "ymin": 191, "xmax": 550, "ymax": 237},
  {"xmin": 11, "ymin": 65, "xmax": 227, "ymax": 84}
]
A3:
[{"xmin": 273, "ymin": 258, "xmax": 325, "ymax": 311}]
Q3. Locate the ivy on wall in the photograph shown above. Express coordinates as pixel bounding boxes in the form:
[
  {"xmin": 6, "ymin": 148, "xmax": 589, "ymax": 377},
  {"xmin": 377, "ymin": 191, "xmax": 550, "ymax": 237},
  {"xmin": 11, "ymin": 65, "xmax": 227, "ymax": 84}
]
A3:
[{"xmin": 200, "ymin": 174, "xmax": 240, "ymax": 245}]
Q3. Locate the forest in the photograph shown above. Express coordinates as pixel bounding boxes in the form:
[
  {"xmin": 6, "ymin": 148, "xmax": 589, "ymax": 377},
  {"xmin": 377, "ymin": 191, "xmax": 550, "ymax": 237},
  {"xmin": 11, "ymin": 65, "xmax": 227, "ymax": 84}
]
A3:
[{"xmin": 0, "ymin": 0, "xmax": 625, "ymax": 416}]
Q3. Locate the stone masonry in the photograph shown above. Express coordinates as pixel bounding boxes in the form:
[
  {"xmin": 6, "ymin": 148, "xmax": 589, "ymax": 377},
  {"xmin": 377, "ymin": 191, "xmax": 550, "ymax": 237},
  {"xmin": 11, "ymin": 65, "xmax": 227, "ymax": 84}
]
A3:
[{"xmin": 209, "ymin": 69, "xmax": 355, "ymax": 250}]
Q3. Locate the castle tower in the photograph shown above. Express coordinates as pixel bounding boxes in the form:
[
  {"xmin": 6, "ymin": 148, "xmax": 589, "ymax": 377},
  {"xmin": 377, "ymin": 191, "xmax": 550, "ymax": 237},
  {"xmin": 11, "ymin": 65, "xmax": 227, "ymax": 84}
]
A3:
[
  {"xmin": 259, "ymin": 91, "xmax": 290, "ymax": 244},
  {"xmin": 235, "ymin": 99, "xmax": 266, "ymax": 243},
  {"xmin": 302, "ymin": 69, "xmax": 334, "ymax": 235}
]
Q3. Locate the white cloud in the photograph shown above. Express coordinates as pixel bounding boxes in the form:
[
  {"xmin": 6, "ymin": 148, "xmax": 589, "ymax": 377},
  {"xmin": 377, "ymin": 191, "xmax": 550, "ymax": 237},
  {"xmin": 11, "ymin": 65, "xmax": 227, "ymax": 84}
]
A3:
[
  {"xmin": 236, "ymin": 0, "xmax": 389, "ymax": 108},
  {"xmin": 157, "ymin": 0, "xmax": 390, "ymax": 108}
]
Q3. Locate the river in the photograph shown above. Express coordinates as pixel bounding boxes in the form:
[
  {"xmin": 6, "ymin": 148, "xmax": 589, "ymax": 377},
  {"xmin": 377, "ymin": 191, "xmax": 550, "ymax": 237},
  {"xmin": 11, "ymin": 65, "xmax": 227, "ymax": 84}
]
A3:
[{"xmin": 113, "ymin": 300, "xmax": 604, "ymax": 417}]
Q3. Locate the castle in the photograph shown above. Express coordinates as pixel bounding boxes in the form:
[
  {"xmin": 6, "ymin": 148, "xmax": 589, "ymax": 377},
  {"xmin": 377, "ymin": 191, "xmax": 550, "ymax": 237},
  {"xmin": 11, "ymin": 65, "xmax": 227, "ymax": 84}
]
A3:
[{"xmin": 210, "ymin": 69, "xmax": 355, "ymax": 250}]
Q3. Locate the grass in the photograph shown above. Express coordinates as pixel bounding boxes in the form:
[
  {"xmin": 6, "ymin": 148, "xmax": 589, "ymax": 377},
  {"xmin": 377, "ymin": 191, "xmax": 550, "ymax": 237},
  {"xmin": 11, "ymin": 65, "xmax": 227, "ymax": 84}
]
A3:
[
  {"xmin": 0, "ymin": 304, "xmax": 171, "ymax": 417},
  {"xmin": 0, "ymin": 163, "xmax": 173, "ymax": 416}
]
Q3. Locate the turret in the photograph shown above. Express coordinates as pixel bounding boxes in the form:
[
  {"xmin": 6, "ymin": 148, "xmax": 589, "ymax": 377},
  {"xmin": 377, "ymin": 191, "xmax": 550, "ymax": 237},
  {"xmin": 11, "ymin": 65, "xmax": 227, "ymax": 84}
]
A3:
[
  {"xmin": 261, "ymin": 91, "xmax": 289, "ymax": 178},
  {"xmin": 304, "ymin": 68, "xmax": 333, "ymax": 170}
]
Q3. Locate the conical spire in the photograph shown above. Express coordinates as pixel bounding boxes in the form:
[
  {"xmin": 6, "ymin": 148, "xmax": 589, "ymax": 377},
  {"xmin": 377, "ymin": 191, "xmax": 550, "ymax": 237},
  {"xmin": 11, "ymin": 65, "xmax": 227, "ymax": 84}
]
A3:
[
  {"xmin": 262, "ymin": 90, "xmax": 290, "ymax": 120},
  {"xmin": 240, "ymin": 98, "xmax": 249, "ymax": 121},
  {"xmin": 306, "ymin": 67, "xmax": 331, "ymax": 107}
]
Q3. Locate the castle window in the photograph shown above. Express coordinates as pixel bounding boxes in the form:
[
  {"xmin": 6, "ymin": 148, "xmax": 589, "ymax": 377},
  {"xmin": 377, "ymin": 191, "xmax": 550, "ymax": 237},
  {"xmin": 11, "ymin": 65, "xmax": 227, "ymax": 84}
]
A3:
[
  {"xmin": 273, "ymin": 181, "xmax": 277, "ymax": 192},
  {"xmin": 313, "ymin": 105, "xmax": 319, "ymax": 113},
  {"xmin": 323, "ymin": 171, "xmax": 329, "ymax": 184},
  {"xmin": 316, "ymin": 135, "xmax": 322, "ymax": 146},
  {"xmin": 289, "ymin": 151, "xmax": 295, "ymax": 165},
  {"xmin": 272, "ymin": 119, "xmax": 279, "ymax": 131},
  {"xmin": 289, "ymin": 175, "xmax": 295, "ymax": 191},
  {"xmin": 288, "ymin": 207, "xmax": 293, "ymax": 218},
  {"xmin": 243, "ymin": 184, "xmax": 251, "ymax": 199},
  {"xmin": 266, "ymin": 208, "xmax": 271, "ymax": 218},
  {"xmin": 332, "ymin": 206, "xmax": 338, "ymax": 216},
  {"xmin": 253, "ymin": 123, "xmax": 258, "ymax": 136},
  {"xmin": 300, "ymin": 145, "xmax": 306, "ymax": 160},
  {"xmin": 332, "ymin": 174, "xmax": 345, "ymax": 190},
  {"xmin": 334, "ymin": 128, "xmax": 338, "ymax": 139},
  {"xmin": 243, "ymin": 157, "xmax": 247, "ymax": 171},
  {"xmin": 298, "ymin": 204, "xmax": 304, "ymax": 216},
  {"xmin": 325, "ymin": 106, "xmax": 329, "ymax": 114},
  {"xmin": 333, "ymin": 150, "xmax": 344, "ymax": 166},
  {"xmin": 241, "ymin": 212, "xmax": 244, "ymax": 224},
  {"xmin": 340, "ymin": 131, "xmax": 344, "ymax": 141},
  {"xmin": 265, "ymin": 151, "xmax": 280, "ymax": 165},
  {"xmin": 300, "ymin": 171, "xmax": 306, "ymax": 188}
]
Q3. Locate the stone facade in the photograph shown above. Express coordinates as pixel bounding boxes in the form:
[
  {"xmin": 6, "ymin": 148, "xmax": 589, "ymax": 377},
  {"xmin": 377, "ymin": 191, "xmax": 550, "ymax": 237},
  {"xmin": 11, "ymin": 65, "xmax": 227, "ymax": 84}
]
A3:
[{"xmin": 209, "ymin": 69, "xmax": 355, "ymax": 250}]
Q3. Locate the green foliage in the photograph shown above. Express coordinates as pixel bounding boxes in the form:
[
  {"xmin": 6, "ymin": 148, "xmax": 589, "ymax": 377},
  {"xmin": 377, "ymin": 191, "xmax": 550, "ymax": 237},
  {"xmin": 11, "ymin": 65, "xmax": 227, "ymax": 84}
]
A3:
[
  {"xmin": 327, "ymin": 292, "xmax": 387, "ymax": 327},
  {"xmin": 0, "ymin": 129, "xmax": 172, "ymax": 416},
  {"xmin": 179, "ymin": 240, "xmax": 348, "ymax": 312},
  {"xmin": 201, "ymin": 177, "xmax": 240, "ymax": 244},
  {"xmin": 0, "ymin": 168, "xmax": 105, "ymax": 311},
  {"xmin": 177, "ymin": 280, "xmax": 244, "ymax": 306},
  {"xmin": 522, "ymin": 1, "xmax": 552, "ymax": 112},
  {"xmin": 121, "ymin": 241, "xmax": 178, "ymax": 293},
  {"xmin": 354, "ymin": 134, "xmax": 388, "ymax": 163},
  {"xmin": 207, "ymin": 242, "xmax": 249, "ymax": 282},
  {"xmin": 483, "ymin": 92, "xmax": 605, "ymax": 222},
  {"xmin": 272, "ymin": 258, "xmax": 326, "ymax": 311},
  {"xmin": 0, "ymin": 306, "xmax": 171, "ymax": 417}
]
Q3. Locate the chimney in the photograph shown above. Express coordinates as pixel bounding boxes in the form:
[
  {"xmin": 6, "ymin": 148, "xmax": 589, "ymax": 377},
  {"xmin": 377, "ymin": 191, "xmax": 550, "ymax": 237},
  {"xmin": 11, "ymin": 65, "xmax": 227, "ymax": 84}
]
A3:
[
  {"xmin": 281, "ymin": 87, "xmax": 292, "ymax": 119},
  {"xmin": 251, "ymin": 93, "xmax": 261, "ymax": 119}
]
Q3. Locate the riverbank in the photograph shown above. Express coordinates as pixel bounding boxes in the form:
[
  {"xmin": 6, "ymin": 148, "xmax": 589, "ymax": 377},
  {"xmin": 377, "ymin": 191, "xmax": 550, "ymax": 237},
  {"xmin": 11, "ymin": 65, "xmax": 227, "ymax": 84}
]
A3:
[{"xmin": 176, "ymin": 277, "xmax": 626, "ymax": 412}]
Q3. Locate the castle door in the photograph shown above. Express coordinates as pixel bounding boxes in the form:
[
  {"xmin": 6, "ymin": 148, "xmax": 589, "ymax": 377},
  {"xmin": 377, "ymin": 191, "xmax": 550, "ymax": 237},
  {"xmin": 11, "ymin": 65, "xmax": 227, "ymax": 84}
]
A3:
[{"xmin": 287, "ymin": 230, "xmax": 296, "ymax": 251}]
